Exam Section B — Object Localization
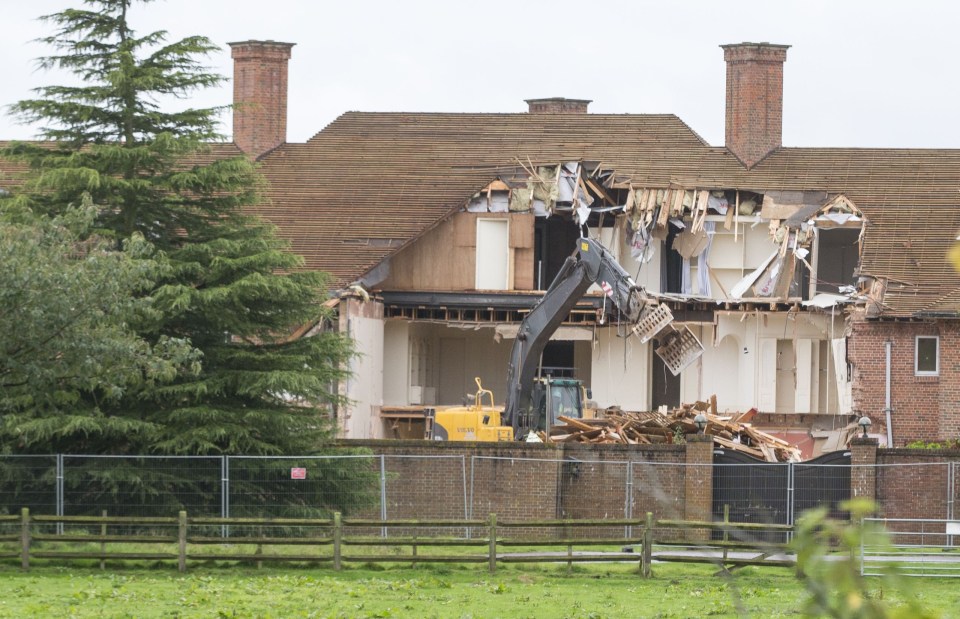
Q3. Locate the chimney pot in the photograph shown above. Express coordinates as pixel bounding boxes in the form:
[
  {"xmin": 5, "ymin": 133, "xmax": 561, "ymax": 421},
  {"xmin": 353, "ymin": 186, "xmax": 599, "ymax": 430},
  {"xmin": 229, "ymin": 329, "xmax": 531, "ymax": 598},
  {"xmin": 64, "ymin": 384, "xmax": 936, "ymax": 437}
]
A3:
[
  {"xmin": 721, "ymin": 42, "xmax": 789, "ymax": 168},
  {"xmin": 525, "ymin": 97, "xmax": 591, "ymax": 114},
  {"xmin": 228, "ymin": 40, "xmax": 295, "ymax": 159}
]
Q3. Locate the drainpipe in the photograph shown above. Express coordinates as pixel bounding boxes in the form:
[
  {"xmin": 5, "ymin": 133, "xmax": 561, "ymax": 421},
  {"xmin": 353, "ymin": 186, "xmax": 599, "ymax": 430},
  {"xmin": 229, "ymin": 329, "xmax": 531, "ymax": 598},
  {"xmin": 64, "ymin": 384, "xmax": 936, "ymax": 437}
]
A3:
[{"xmin": 884, "ymin": 341, "xmax": 894, "ymax": 446}]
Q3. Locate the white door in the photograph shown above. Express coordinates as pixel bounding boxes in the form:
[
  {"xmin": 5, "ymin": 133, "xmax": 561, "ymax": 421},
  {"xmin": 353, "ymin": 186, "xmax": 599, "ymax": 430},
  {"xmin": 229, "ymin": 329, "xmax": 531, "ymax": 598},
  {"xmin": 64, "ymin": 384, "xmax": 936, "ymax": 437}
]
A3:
[{"xmin": 476, "ymin": 219, "xmax": 510, "ymax": 290}]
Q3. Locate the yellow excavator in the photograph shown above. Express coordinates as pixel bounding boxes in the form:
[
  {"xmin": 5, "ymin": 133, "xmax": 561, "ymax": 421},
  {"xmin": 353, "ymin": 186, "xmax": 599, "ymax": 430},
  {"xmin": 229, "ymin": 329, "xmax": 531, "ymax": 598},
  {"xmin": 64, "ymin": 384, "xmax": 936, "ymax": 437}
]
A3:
[{"xmin": 425, "ymin": 237, "xmax": 702, "ymax": 442}]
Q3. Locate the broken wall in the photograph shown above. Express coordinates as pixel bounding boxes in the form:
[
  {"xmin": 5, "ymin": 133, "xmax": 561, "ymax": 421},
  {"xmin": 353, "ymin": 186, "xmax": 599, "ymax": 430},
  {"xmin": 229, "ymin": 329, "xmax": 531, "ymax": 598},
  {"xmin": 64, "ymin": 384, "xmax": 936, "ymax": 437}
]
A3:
[
  {"xmin": 711, "ymin": 311, "xmax": 845, "ymax": 415},
  {"xmin": 377, "ymin": 212, "xmax": 534, "ymax": 291}
]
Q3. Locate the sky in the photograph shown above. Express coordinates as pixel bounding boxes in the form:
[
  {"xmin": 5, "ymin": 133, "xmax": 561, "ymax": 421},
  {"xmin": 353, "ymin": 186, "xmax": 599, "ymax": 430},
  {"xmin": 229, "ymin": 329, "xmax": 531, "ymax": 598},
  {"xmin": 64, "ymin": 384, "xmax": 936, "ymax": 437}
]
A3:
[{"xmin": 1, "ymin": 0, "xmax": 958, "ymax": 149}]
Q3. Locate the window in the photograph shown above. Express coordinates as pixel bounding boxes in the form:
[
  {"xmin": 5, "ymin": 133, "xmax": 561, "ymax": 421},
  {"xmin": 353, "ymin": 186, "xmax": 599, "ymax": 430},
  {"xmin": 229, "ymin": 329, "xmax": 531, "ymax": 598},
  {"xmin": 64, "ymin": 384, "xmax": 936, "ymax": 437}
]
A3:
[{"xmin": 915, "ymin": 336, "xmax": 939, "ymax": 376}]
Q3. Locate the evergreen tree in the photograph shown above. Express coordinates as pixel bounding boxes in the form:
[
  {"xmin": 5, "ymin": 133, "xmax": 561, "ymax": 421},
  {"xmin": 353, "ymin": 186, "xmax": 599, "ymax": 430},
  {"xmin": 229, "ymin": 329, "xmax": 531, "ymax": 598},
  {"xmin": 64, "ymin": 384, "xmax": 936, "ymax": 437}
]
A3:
[
  {"xmin": 1, "ymin": 0, "xmax": 353, "ymax": 457},
  {"xmin": 0, "ymin": 202, "xmax": 198, "ymax": 428}
]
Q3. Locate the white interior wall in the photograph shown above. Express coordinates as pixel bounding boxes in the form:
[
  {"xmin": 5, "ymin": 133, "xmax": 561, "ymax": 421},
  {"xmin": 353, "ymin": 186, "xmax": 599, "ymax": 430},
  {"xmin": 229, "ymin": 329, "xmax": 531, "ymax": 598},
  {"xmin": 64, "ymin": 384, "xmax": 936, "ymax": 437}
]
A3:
[
  {"xmin": 590, "ymin": 326, "xmax": 650, "ymax": 410},
  {"xmin": 681, "ymin": 325, "xmax": 744, "ymax": 413},
  {"xmin": 340, "ymin": 299, "xmax": 385, "ymax": 438},
  {"xmin": 714, "ymin": 311, "xmax": 843, "ymax": 414},
  {"xmin": 692, "ymin": 223, "xmax": 777, "ymax": 299},
  {"xmin": 382, "ymin": 321, "xmax": 410, "ymax": 406}
]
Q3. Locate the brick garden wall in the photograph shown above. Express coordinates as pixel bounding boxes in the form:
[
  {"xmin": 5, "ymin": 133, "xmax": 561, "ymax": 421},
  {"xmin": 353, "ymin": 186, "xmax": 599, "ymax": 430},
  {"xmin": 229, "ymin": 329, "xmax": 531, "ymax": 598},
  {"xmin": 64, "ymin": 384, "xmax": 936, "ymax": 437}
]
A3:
[
  {"xmin": 342, "ymin": 440, "xmax": 960, "ymax": 533},
  {"xmin": 343, "ymin": 440, "xmax": 688, "ymax": 525}
]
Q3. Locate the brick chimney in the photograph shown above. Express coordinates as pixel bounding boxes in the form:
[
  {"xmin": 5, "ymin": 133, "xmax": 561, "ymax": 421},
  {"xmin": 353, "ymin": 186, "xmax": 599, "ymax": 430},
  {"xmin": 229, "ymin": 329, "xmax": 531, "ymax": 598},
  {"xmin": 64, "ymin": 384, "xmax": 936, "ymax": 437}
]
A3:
[
  {"xmin": 721, "ymin": 42, "xmax": 789, "ymax": 168},
  {"xmin": 228, "ymin": 40, "xmax": 295, "ymax": 159},
  {"xmin": 525, "ymin": 97, "xmax": 591, "ymax": 114}
]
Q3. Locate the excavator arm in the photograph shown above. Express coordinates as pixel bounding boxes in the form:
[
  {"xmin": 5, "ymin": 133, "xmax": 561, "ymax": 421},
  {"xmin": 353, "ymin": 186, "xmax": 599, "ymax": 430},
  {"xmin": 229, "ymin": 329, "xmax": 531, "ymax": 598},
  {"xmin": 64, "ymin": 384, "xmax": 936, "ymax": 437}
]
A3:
[{"xmin": 503, "ymin": 237, "xmax": 648, "ymax": 436}]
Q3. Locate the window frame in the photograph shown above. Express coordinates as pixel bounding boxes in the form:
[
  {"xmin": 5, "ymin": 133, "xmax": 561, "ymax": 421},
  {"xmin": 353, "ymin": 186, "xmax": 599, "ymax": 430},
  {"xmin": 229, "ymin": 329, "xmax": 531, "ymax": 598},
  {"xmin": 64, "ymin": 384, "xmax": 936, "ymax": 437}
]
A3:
[{"xmin": 915, "ymin": 335, "xmax": 940, "ymax": 376}]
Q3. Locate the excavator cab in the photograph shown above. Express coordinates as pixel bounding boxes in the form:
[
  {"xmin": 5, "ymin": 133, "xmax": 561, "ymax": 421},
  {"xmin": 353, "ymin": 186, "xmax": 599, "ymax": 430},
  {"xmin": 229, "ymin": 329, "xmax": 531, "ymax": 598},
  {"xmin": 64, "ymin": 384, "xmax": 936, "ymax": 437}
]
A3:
[{"xmin": 529, "ymin": 377, "xmax": 585, "ymax": 433}]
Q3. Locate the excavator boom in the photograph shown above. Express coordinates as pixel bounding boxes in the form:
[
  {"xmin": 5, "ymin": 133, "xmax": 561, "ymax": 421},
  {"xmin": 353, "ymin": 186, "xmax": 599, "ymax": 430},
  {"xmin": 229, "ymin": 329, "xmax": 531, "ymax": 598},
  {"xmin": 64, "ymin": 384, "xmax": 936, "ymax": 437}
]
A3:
[{"xmin": 503, "ymin": 237, "xmax": 647, "ymax": 437}]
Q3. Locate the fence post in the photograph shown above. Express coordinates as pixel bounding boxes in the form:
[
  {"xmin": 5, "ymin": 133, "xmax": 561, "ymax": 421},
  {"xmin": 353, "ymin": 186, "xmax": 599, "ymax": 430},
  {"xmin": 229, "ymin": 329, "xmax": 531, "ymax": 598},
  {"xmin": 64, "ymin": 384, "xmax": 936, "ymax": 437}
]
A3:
[
  {"xmin": 488, "ymin": 513, "xmax": 497, "ymax": 574},
  {"xmin": 379, "ymin": 456, "xmax": 387, "ymax": 539},
  {"xmin": 641, "ymin": 512, "xmax": 653, "ymax": 578},
  {"xmin": 333, "ymin": 512, "xmax": 342, "ymax": 571},
  {"xmin": 20, "ymin": 507, "xmax": 30, "ymax": 571},
  {"xmin": 56, "ymin": 454, "xmax": 64, "ymax": 536},
  {"xmin": 722, "ymin": 504, "xmax": 730, "ymax": 564},
  {"xmin": 100, "ymin": 510, "xmax": 107, "ymax": 570},
  {"xmin": 178, "ymin": 511, "xmax": 187, "ymax": 573}
]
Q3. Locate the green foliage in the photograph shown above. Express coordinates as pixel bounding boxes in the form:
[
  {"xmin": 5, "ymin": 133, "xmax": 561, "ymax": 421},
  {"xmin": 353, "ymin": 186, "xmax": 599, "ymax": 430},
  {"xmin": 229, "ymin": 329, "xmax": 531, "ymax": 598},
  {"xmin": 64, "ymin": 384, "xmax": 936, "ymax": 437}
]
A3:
[
  {"xmin": 1, "ymin": 0, "xmax": 353, "ymax": 460},
  {"xmin": 904, "ymin": 439, "xmax": 960, "ymax": 450},
  {"xmin": 0, "ymin": 203, "xmax": 199, "ymax": 423},
  {"xmin": 791, "ymin": 498, "xmax": 939, "ymax": 619}
]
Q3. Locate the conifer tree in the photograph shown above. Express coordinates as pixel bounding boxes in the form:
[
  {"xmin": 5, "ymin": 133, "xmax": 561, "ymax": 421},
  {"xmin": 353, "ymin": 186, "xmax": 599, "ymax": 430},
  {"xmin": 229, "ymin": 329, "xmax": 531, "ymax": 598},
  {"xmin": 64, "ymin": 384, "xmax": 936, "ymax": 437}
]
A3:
[{"xmin": 1, "ymin": 0, "xmax": 353, "ymax": 458}]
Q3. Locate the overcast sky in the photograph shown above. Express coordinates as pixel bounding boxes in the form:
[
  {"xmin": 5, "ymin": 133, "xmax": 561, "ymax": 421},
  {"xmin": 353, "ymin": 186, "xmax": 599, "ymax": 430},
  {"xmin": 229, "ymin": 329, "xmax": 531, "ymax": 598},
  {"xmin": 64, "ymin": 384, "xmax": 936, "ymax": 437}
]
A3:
[{"xmin": 1, "ymin": 0, "xmax": 957, "ymax": 149}]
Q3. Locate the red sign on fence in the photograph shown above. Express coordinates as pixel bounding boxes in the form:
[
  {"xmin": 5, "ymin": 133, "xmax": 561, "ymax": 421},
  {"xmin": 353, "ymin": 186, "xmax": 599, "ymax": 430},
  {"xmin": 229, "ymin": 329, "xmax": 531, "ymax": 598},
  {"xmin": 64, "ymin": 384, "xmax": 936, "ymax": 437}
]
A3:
[{"xmin": 290, "ymin": 467, "xmax": 307, "ymax": 480}]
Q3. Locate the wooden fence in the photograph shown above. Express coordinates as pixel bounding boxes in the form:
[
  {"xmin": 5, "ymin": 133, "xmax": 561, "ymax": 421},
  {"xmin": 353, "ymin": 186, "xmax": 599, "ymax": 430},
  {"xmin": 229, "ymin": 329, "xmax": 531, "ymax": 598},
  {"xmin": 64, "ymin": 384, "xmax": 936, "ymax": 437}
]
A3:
[{"xmin": 0, "ymin": 508, "xmax": 795, "ymax": 576}]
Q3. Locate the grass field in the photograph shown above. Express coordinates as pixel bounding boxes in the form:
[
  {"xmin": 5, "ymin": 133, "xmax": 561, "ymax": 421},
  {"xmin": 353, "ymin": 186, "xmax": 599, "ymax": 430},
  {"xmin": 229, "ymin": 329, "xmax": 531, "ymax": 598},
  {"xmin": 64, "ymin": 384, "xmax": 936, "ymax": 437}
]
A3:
[{"xmin": 0, "ymin": 562, "xmax": 957, "ymax": 619}]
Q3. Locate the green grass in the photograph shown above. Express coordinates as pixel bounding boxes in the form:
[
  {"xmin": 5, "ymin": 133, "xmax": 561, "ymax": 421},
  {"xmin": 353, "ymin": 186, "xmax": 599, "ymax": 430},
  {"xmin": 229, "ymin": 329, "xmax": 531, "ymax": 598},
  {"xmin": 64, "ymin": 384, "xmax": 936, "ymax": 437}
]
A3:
[{"xmin": 0, "ymin": 562, "xmax": 957, "ymax": 619}]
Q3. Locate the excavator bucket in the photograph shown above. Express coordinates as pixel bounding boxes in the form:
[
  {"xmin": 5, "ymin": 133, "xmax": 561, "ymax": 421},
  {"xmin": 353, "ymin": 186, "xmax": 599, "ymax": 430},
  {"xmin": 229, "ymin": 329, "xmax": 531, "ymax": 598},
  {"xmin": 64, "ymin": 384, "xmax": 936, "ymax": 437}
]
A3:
[
  {"xmin": 631, "ymin": 303, "xmax": 675, "ymax": 343},
  {"xmin": 654, "ymin": 325, "xmax": 705, "ymax": 376}
]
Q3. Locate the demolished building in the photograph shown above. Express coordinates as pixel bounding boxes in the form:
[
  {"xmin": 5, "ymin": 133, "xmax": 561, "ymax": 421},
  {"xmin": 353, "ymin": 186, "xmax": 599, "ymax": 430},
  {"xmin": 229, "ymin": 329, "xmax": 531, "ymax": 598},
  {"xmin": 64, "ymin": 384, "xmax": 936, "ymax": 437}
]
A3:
[{"xmin": 5, "ymin": 41, "xmax": 960, "ymax": 449}]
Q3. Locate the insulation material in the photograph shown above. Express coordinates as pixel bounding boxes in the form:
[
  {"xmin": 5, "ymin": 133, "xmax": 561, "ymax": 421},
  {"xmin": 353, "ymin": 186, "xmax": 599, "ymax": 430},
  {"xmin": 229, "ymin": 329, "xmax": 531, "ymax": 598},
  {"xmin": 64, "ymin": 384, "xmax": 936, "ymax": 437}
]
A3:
[
  {"xmin": 532, "ymin": 165, "xmax": 560, "ymax": 210},
  {"xmin": 509, "ymin": 185, "xmax": 533, "ymax": 212}
]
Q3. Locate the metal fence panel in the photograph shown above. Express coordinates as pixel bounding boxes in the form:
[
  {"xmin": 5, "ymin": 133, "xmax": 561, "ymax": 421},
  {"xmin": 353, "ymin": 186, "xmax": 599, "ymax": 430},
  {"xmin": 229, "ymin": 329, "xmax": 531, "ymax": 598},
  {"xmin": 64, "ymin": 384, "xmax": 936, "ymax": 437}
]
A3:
[
  {"xmin": 62, "ymin": 455, "xmax": 223, "ymax": 518},
  {"xmin": 226, "ymin": 455, "xmax": 382, "ymax": 520},
  {"xmin": 0, "ymin": 455, "xmax": 57, "ymax": 517}
]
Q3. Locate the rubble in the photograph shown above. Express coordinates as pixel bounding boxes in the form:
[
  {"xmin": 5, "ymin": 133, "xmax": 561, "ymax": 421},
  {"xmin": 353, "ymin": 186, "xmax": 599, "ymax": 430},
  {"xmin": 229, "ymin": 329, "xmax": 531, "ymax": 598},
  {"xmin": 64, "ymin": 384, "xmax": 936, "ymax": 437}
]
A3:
[{"xmin": 545, "ymin": 398, "xmax": 804, "ymax": 462}]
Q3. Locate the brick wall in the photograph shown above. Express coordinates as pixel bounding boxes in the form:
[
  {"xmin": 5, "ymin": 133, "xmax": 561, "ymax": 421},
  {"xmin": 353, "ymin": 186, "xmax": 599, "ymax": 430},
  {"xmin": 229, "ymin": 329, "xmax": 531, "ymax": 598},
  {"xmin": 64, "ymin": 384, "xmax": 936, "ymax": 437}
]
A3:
[
  {"xmin": 345, "ymin": 440, "xmax": 690, "ymax": 528},
  {"xmin": 229, "ymin": 40, "xmax": 294, "ymax": 159},
  {"xmin": 341, "ymin": 441, "xmax": 959, "ymax": 542},
  {"xmin": 722, "ymin": 42, "xmax": 789, "ymax": 168},
  {"xmin": 875, "ymin": 449, "xmax": 960, "ymax": 521},
  {"xmin": 525, "ymin": 98, "xmax": 591, "ymax": 114},
  {"xmin": 847, "ymin": 314, "xmax": 960, "ymax": 445}
]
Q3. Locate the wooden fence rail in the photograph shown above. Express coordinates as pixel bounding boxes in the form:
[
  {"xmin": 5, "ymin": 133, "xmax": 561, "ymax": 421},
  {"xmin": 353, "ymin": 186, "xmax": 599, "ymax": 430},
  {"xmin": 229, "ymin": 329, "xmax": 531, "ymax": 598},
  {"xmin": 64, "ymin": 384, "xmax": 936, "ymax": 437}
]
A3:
[{"xmin": 2, "ymin": 507, "xmax": 797, "ymax": 575}]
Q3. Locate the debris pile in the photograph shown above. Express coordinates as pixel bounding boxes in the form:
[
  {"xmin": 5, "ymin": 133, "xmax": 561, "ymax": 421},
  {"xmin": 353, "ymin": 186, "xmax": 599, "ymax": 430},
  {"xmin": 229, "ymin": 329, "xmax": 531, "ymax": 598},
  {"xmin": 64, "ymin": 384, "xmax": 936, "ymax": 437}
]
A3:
[{"xmin": 546, "ymin": 398, "xmax": 802, "ymax": 463}]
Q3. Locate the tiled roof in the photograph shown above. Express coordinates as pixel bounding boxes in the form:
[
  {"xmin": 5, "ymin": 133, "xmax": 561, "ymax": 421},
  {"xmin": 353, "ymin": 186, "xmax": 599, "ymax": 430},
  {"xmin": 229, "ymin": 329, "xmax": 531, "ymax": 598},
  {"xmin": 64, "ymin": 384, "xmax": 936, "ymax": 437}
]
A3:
[
  {"xmin": 5, "ymin": 115, "xmax": 960, "ymax": 317},
  {"xmin": 253, "ymin": 113, "xmax": 960, "ymax": 317}
]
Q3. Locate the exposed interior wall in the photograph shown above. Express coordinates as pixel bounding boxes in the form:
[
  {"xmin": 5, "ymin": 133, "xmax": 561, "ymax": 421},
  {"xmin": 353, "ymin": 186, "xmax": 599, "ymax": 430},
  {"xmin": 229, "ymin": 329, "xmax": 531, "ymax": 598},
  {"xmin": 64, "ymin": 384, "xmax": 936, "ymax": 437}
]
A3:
[
  {"xmin": 590, "ymin": 326, "xmax": 651, "ymax": 410},
  {"xmin": 378, "ymin": 212, "xmax": 534, "ymax": 291},
  {"xmin": 691, "ymin": 222, "xmax": 774, "ymax": 299},
  {"xmin": 682, "ymin": 325, "xmax": 743, "ymax": 414},
  {"xmin": 381, "ymin": 322, "xmax": 594, "ymax": 407},
  {"xmin": 614, "ymin": 217, "xmax": 662, "ymax": 294},
  {"xmin": 714, "ymin": 311, "xmax": 842, "ymax": 414},
  {"xmin": 382, "ymin": 321, "xmax": 410, "ymax": 406},
  {"xmin": 339, "ymin": 298, "xmax": 385, "ymax": 438}
]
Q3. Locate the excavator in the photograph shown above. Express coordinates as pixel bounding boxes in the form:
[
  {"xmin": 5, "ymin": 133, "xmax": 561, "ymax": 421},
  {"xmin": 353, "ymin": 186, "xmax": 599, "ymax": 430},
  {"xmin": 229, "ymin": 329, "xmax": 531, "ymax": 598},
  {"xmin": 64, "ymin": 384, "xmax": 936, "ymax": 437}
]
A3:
[{"xmin": 427, "ymin": 236, "xmax": 702, "ymax": 441}]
